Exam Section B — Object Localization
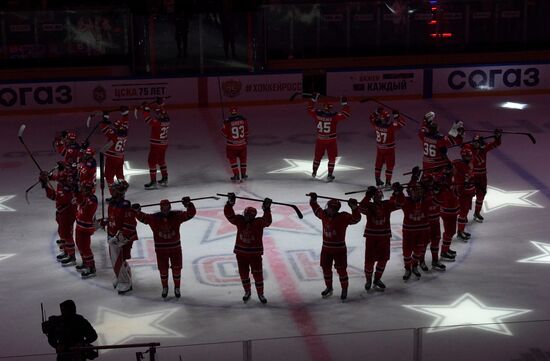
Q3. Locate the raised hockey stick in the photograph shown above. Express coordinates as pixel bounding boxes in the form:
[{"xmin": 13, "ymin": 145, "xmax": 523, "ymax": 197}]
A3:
[
  {"xmin": 133, "ymin": 96, "xmax": 172, "ymax": 119},
  {"xmin": 84, "ymin": 113, "xmax": 102, "ymax": 143},
  {"xmin": 448, "ymin": 135, "xmax": 496, "ymax": 149},
  {"xmin": 217, "ymin": 77, "xmax": 226, "ymax": 120},
  {"xmin": 216, "ymin": 193, "xmax": 303, "ymax": 219},
  {"xmin": 99, "ymin": 152, "xmax": 105, "ymax": 220},
  {"xmin": 25, "ymin": 165, "xmax": 59, "ymax": 204},
  {"xmin": 18, "ymin": 125, "xmax": 45, "ymax": 172},
  {"xmin": 465, "ymin": 128, "xmax": 536, "ymax": 144},
  {"xmin": 305, "ymin": 193, "xmax": 350, "ymax": 202},
  {"xmin": 289, "ymin": 92, "xmax": 313, "ymax": 101},
  {"xmin": 140, "ymin": 196, "xmax": 220, "ymax": 208},
  {"xmin": 360, "ymin": 97, "xmax": 420, "ymax": 124}
]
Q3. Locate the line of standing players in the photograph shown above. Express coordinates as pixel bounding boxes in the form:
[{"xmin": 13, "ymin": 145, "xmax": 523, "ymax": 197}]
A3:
[{"xmin": 38, "ymin": 96, "xmax": 503, "ymax": 301}]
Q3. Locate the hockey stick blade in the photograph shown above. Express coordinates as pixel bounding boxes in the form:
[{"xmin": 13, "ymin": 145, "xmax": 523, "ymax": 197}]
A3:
[
  {"xmin": 18, "ymin": 124, "xmax": 26, "ymax": 139},
  {"xmin": 25, "ymin": 181, "xmax": 39, "ymax": 204},
  {"xmin": 217, "ymin": 193, "xmax": 303, "ymax": 219},
  {"xmin": 306, "ymin": 193, "xmax": 349, "ymax": 202},
  {"xmin": 344, "ymin": 189, "xmax": 368, "ymax": 195},
  {"xmin": 133, "ymin": 107, "xmax": 138, "ymax": 120},
  {"xmin": 140, "ymin": 196, "xmax": 220, "ymax": 208}
]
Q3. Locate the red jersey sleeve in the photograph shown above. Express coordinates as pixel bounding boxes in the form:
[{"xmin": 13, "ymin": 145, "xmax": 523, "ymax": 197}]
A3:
[{"xmin": 175, "ymin": 203, "xmax": 197, "ymax": 224}]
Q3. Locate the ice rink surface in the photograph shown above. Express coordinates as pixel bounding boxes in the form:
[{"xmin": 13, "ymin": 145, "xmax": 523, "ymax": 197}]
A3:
[{"xmin": 0, "ymin": 94, "xmax": 549, "ymax": 360}]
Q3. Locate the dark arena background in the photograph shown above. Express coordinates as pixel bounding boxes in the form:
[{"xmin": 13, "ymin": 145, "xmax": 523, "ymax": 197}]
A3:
[{"xmin": 1, "ymin": 0, "xmax": 550, "ymax": 360}]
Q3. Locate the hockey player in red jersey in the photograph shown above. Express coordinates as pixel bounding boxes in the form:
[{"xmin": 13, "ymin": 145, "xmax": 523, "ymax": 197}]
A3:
[
  {"xmin": 359, "ymin": 186, "xmax": 400, "ymax": 291},
  {"xmin": 309, "ymin": 193, "xmax": 361, "ymax": 300},
  {"xmin": 221, "ymin": 106, "xmax": 249, "ymax": 182},
  {"xmin": 100, "ymin": 179, "xmax": 137, "ymax": 294},
  {"xmin": 100, "ymin": 107, "xmax": 129, "ymax": 194},
  {"xmin": 78, "ymin": 147, "xmax": 97, "ymax": 193},
  {"xmin": 411, "ymin": 170, "xmax": 446, "ymax": 272},
  {"xmin": 39, "ymin": 163, "xmax": 77, "ymax": 266},
  {"xmin": 224, "ymin": 193, "xmax": 272, "ymax": 303},
  {"xmin": 393, "ymin": 182, "xmax": 430, "ymax": 281},
  {"xmin": 470, "ymin": 129, "xmax": 502, "ymax": 222},
  {"xmin": 435, "ymin": 168, "xmax": 459, "ymax": 261},
  {"xmin": 54, "ymin": 130, "xmax": 85, "ymax": 164},
  {"xmin": 453, "ymin": 147, "xmax": 476, "ymax": 241},
  {"xmin": 418, "ymin": 112, "xmax": 464, "ymax": 174},
  {"xmin": 133, "ymin": 197, "xmax": 196, "ymax": 298},
  {"xmin": 369, "ymin": 107, "xmax": 406, "ymax": 188},
  {"xmin": 74, "ymin": 181, "xmax": 98, "ymax": 278},
  {"xmin": 307, "ymin": 94, "xmax": 351, "ymax": 182},
  {"xmin": 142, "ymin": 98, "xmax": 170, "ymax": 189}
]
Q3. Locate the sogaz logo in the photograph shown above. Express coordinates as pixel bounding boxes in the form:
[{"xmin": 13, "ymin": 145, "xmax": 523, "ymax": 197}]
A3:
[{"xmin": 448, "ymin": 67, "xmax": 540, "ymax": 90}]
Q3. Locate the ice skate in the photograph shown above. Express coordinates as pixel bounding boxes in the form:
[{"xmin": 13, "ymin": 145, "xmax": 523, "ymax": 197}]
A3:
[
  {"xmin": 384, "ymin": 181, "xmax": 392, "ymax": 190},
  {"xmin": 174, "ymin": 288, "xmax": 181, "ymax": 298},
  {"xmin": 373, "ymin": 279, "xmax": 386, "ymax": 291},
  {"xmin": 403, "ymin": 269, "xmax": 412, "ymax": 281},
  {"xmin": 75, "ymin": 263, "xmax": 87, "ymax": 272},
  {"xmin": 340, "ymin": 288, "xmax": 348, "ymax": 301},
  {"xmin": 56, "ymin": 252, "xmax": 67, "ymax": 262},
  {"xmin": 81, "ymin": 267, "xmax": 96, "ymax": 279},
  {"xmin": 230, "ymin": 175, "xmax": 240, "ymax": 182},
  {"xmin": 242, "ymin": 291, "xmax": 251, "ymax": 303},
  {"xmin": 375, "ymin": 178, "xmax": 384, "ymax": 187},
  {"xmin": 311, "ymin": 170, "xmax": 317, "ymax": 178},
  {"xmin": 158, "ymin": 177, "xmax": 168, "ymax": 187},
  {"xmin": 431, "ymin": 262, "xmax": 446, "ymax": 271},
  {"xmin": 241, "ymin": 174, "xmax": 248, "ymax": 181},
  {"xmin": 457, "ymin": 231, "xmax": 471, "ymax": 241},
  {"xmin": 321, "ymin": 287, "xmax": 333, "ymax": 298},
  {"xmin": 118, "ymin": 286, "xmax": 133, "ymax": 295},
  {"xmin": 448, "ymin": 249, "xmax": 457, "ymax": 256},
  {"xmin": 365, "ymin": 278, "xmax": 372, "ymax": 291},
  {"xmin": 258, "ymin": 294, "xmax": 267, "ymax": 304},
  {"xmin": 473, "ymin": 212, "xmax": 484, "ymax": 223},
  {"xmin": 440, "ymin": 252, "xmax": 456, "ymax": 261},
  {"xmin": 161, "ymin": 287, "xmax": 169, "ymax": 298},
  {"xmin": 412, "ymin": 267, "xmax": 421, "ymax": 278},
  {"xmin": 326, "ymin": 174, "xmax": 335, "ymax": 182},
  {"xmin": 61, "ymin": 255, "xmax": 76, "ymax": 267},
  {"xmin": 144, "ymin": 181, "xmax": 157, "ymax": 190}
]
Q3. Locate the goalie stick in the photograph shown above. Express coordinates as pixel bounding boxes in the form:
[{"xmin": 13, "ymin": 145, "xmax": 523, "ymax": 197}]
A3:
[
  {"xmin": 140, "ymin": 196, "xmax": 220, "ymax": 208},
  {"xmin": 217, "ymin": 193, "xmax": 303, "ymax": 219}
]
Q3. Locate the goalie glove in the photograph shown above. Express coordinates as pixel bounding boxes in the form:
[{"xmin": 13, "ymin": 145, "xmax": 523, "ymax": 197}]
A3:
[{"xmin": 448, "ymin": 121, "xmax": 464, "ymax": 137}]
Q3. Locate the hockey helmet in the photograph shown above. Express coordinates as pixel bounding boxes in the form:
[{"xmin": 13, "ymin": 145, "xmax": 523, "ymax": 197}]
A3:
[
  {"xmin": 378, "ymin": 109, "xmax": 391, "ymax": 123},
  {"xmin": 160, "ymin": 199, "xmax": 171, "ymax": 213},
  {"xmin": 424, "ymin": 111, "xmax": 435, "ymax": 123},
  {"xmin": 460, "ymin": 147, "xmax": 472, "ymax": 160},
  {"xmin": 323, "ymin": 102, "xmax": 333, "ymax": 111},
  {"xmin": 472, "ymin": 134, "xmax": 485, "ymax": 148},
  {"xmin": 120, "ymin": 105, "xmax": 129, "ymax": 116},
  {"xmin": 229, "ymin": 106, "xmax": 238, "ymax": 115},
  {"xmin": 112, "ymin": 179, "xmax": 129, "ymax": 194},
  {"xmin": 84, "ymin": 147, "xmax": 95, "ymax": 158},
  {"xmin": 373, "ymin": 188, "xmax": 384, "ymax": 202},
  {"xmin": 243, "ymin": 206, "xmax": 257, "ymax": 221},
  {"xmin": 326, "ymin": 199, "xmax": 341, "ymax": 212},
  {"xmin": 66, "ymin": 130, "xmax": 77, "ymax": 141}
]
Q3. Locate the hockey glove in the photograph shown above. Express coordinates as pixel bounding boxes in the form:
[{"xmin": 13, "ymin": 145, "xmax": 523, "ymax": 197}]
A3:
[
  {"xmin": 392, "ymin": 110, "xmax": 400, "ymax": 119},
  {"xmin": 366, "ymin": 186, "xmax": 377, "ymax": 198},
  {"xmin": 262, "ymin": 198, "xmax": 272, "ymax": 211},
  {"xmin": 182, "ymin": 196, "xmax": 191, "ymax": 207},
  {"xmin": 102, "ymin": 112, "xmax": 110, "ymax": 124},
  {"xmin": 309, "ymin": 192, "xmax": 318, "ymax": 202},
  {"xmin": 348, "ymin": 198, "xmax": 358, "ymax": 210},
  {"xmin": 494, "ymin": 128, "xmax": 503, "ymax": 140},
  {"xmin": 392, "ymin": 182, "xmax": 403, "ymax": 193},
  {"xmin": 227, "ymin": 192, "xmax": 236, "ymax": 206},
  {"xmin": 131, "ymin": 203, "xmax": 141, "ymax": 211},
  {"xmin": 448, "ymin": 121, "xmax": 464, "ymax": 137},
  {"xmin": 312, "ymin": 93, "xmax": 320, "ymax": 102}
]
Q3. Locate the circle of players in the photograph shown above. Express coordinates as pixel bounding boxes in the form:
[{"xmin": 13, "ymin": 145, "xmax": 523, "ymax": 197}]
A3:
[{"xmin": 38, "ymin": 95, "xmax": 503, "ymax": 303}]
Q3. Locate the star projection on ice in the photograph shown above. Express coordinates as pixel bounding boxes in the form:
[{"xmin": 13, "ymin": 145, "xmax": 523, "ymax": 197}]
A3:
[
  {"xmin": 482, "ymin": 186, "xmax": 543, "ymax": 213},
  {"xmin": 94, "ymin": 307, "xmax": 183, "ymax": 347},
  {"xmin": 269, "ymin": 157, "xmax": 362, "ymax": 179},
  {"xmin": 517, "ymin": 241, "xmax": 550, "ymax": 264},
  {"xmin": 404, "ymin": 293, "xmax": 530, "ymax": 336},
  {"xmin": 96, "ymin": 161, "xmax": 148, "ymax": 182},
  {"xmin": 0, "ymin": 195, "xmax": 16, "ymax": 212},
  {"xmin": 0, "ymin": 254, "xmax": 16, "ymax": 263},
  {"xmin": 500, "ymin": 102, "xmax": 527, "ymax": 110}
]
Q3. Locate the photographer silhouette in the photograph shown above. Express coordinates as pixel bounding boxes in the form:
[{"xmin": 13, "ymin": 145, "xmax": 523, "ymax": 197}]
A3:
[{"xmin": 42, "ymin": 300, "xmax": 98, "ymax": 361}]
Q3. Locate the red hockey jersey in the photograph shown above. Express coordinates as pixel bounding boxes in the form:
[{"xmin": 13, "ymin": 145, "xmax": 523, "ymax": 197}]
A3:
[
  {"xmin": 359, "ymin": 197, "xmax": 399, "ymax": 238},
  {"xmin": 100, "ymin": 123, "xmax": 127, "ymax": 159},
  {"xmin": 224, "ymin": 204, "xmax": 271, "ymax": 256},
  {"xmin": 369, "ymin": 114, "xmax": 406, "ymax": 150},
  {"xmin": 76, "ymin": 193, "xmax": 98, "ymax": 233},
  {"xmin": 144, "ymin": 110, "xmax": 170, "ymax": 146},
  {"xmin": 307, "ymin": 101, "xmax": 350, "ymax": 141},
  {"xmin": 310, "ymin": 200, "xmax": 361, "ymax": 249},
  {"xmin": 221, "ymin": 115, "xmax": 249, "ymax": 147}
]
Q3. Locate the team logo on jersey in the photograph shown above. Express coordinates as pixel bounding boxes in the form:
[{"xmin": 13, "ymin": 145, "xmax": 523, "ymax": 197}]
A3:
[
  {"xmin": 93, "ymin": 85, "xmax": 107, "ymax": 104},
  {"xmin": 222, "ymin": 79, "xmax": 242, "ymax": 98}
]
